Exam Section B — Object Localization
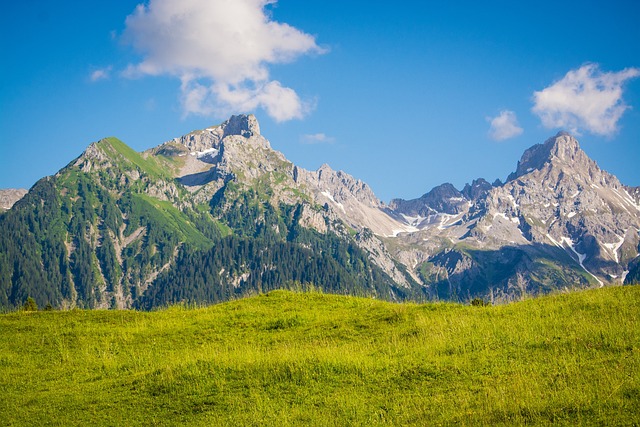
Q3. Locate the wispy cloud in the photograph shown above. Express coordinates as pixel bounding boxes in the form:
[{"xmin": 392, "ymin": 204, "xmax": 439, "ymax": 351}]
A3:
[
  {"xmin": 122, "ymin": 0, "xmax": 325, "ymax": 122},
  {"xmin": 487, "ymin": 110, "xmax": 523, "ymax": 141},
  {"xmin": 90, "ymin": 66, "xmax": 112, "ymax": 82},
  {"xmin": 532, "ymin": 63, "xmax": 640, "ymax": 136},
  {"xmin": 300, "ymin": 133, "xmax": 335, "ymax": 144}
]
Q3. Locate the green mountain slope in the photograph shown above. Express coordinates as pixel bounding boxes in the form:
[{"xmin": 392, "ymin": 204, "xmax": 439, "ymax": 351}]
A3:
[
  {"xmin": 0, "ymin": 136, "xmax": 220, "ymax": 310},
  {"xmin": 0, "ymin": 128, "xmax": 410, "ymax": 310},
  {"xmin": 1, "ymin": 286, "xmax": 638, "ymax": 425}
]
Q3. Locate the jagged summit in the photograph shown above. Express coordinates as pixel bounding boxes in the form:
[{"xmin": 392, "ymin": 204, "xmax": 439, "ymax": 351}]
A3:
[
  {"xmin": 163, "ymin": 114, "xmax": 264, "ymax": 154},
  {"xmin": 223, "ymin": 114, "xmax": 260, "ymax": 138},
  {"xmin": 391, "ymin": 133, "xmax": 590, "ymax": 219},
  {"xmin": 461, "ymin": 178, "xmax": 493, "ymax": 201},
  {"xmin": 507, "ymin": 131, "xmax": 589, "ymax": 181}
]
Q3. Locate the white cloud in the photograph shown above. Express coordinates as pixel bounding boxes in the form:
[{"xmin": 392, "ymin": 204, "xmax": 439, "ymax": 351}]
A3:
[
  {"xmin": 300, "ymin": 133, "xmax": 335, "ymax": 144},
  {"xmin": 122, "ymin": 0, "xmax": 324, "ymax": 122},
  {"xmin": 532, "ymin": 64, "xmax": 640, "ymax": 136},
  {"xmin": 487, "ymin": 110, "xmax": 523, "ymax": 141},
  {"xmin": 90, "ymin": 66, "xmax": 112, "ymax": 82}
]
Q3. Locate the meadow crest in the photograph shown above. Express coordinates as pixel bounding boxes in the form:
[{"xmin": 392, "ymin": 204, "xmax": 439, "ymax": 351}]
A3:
[{"xmin": 1, "ymin": 287, "xmax": 639, "ymax": 426}]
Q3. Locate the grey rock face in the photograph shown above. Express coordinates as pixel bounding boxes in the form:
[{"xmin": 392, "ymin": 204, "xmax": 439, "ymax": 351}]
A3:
[
  {"xmin": 462, "ymin": 178, "xmax": 493, "ymax": 201},
  {"xmin": 489, "ymin": 133, "xmax": 640, "ymax": 281},
  {"xmin": 627, "ymin": 186, "xmax": 640, "ymax": 205},
  {"xmin": 165, "ymin": 114, "xmax": 263, "ymax": 154},
  {"xmin": 0, "ymin": 189, "xmax": 28, "ymax": 211},
  {"xmin": 506, "ymin": 131, "xmax": 579, "ymax": 181}
]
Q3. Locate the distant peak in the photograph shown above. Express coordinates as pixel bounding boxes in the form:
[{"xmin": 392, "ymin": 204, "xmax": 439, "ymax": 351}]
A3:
[
  {"xmin": 422, "ymin": 183, "xmax": 460, "ymax": 198},
  {"xmin": 462, "ymin": 178, "xmax": 493, "ymax": 200},
  {"xmin": 507, "ymin": 132, "xmax": 585, "ymax": 181},
  {"xmin": 316, "ymin": 163, "xmax": 334, "ymax": 178}
]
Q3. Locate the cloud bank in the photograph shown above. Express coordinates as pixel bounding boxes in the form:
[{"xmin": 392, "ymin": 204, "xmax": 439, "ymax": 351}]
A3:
[
  {"xmin": 123, "ymin": 0, "xmax": 324, "ymax": 122},
  {"xmin": 300, "ymin": 133, "xmax": 335, "ymax": 144},
  {"xmin": 487, "ymin": 110, "xmax": 523, "ymax": 141},
  {"xmin": 532, "ymin": 64, "xmax": 640, "ymax": 136},
  {"xmin": 90, "ymin": 67, "xmax": 112, "ymax": 82}
]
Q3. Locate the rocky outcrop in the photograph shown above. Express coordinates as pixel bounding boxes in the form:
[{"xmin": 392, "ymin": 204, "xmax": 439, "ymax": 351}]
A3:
[
  {"xmin": 0, "ymin": 189, "xmax": 27, "ymax": 211},
  {"xmin": 74, "ymin": 142, "xmax": 112, "ymax": 173},
  {"xmin": 293, "ymin": 163, "xmax": 412, "ymax": 237},
  {"xmin": 166, "ymin": 114, "xmax": 261, "ymax": 153}
]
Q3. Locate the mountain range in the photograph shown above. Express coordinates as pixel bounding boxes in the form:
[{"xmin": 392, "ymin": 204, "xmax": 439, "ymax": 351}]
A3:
[{"xmin": 1, "ymin": 114, "xmax": 639, "ymax": 310}]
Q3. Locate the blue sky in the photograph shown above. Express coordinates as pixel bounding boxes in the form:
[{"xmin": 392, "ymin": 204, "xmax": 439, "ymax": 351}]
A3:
[{"xmin": 1, "ymin": 0, "xmax": 639, "ymax": 202}]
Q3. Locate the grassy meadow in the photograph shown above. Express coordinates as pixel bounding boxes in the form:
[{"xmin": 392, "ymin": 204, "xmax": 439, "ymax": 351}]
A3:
[{"xmin": 1, "ymin": 286, "xmax": 639, "ymax": 426}]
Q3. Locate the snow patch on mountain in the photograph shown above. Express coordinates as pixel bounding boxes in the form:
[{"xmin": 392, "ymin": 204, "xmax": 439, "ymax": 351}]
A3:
[
  {"xmin": 321, "ymin": 190, "xmax": 345, "ymax": 213},
  {"xmin": 560, "ymin": 237, "xmax": 603, "ymax": 287},
  {"xmin": 603, "ymin": 234, "xmax": 625, "ymax": 263},
  {"xmin": 438, "ymin": 213, "xmax": 464, "ymax": 230},
  {"xmin": 400, "ymin": 213, "xmax": 427, "ymax": 227}
]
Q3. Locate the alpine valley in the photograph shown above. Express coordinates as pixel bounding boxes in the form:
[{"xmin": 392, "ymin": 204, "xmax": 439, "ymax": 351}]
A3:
[{"xmin": 1, "ymin": 114, "xmax": 639, "ymax": 310}]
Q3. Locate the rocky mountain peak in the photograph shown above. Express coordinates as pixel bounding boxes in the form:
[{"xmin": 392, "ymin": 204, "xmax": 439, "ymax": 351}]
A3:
[
  {"xmin": 547, "ymin": 131, "xmax": 583, "ymax": 163},
  {"xmin": 507, "ymin": 131, "xmax": 589, "ymax": 181},
  {"xmin": 222, "ymin": 114, "xmax": 260, "ymax": 138},
  {"xmin": 73, "ymin": 139, "xmax": 118, "ymax": 173},
  {"xmin": 165, "ymin": 114, "xmax": 262, "ymax": 154}
]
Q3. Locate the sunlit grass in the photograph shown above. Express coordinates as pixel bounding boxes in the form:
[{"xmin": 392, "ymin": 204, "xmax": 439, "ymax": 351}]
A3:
[{"xmin": 1, "ymin": 287, "xmax": 639, "ymax": 425}]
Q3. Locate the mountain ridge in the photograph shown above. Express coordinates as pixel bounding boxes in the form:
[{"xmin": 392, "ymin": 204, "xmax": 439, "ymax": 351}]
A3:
[
  {"xmin": 388, "ymin": 131, "xmax": 640, "ymax": 299},
  {"xmin": 1, "ymin": 116, "xmax": 638, "ymax": 309}
]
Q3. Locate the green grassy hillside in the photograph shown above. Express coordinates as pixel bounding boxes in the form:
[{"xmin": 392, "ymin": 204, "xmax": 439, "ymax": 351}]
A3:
[{"xmin": 1, "ymin": 287, "xmax": 639, "ymax": 426}]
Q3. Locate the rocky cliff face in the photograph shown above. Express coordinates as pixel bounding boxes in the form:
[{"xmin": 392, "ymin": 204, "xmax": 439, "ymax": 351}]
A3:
[
  {"xmin": 492, "ymin": 133, "xmax": 639, "ymax": 280},
  {"xmin": 0, "ymin": 189, "xmax": 27, "ymax": 211}
]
